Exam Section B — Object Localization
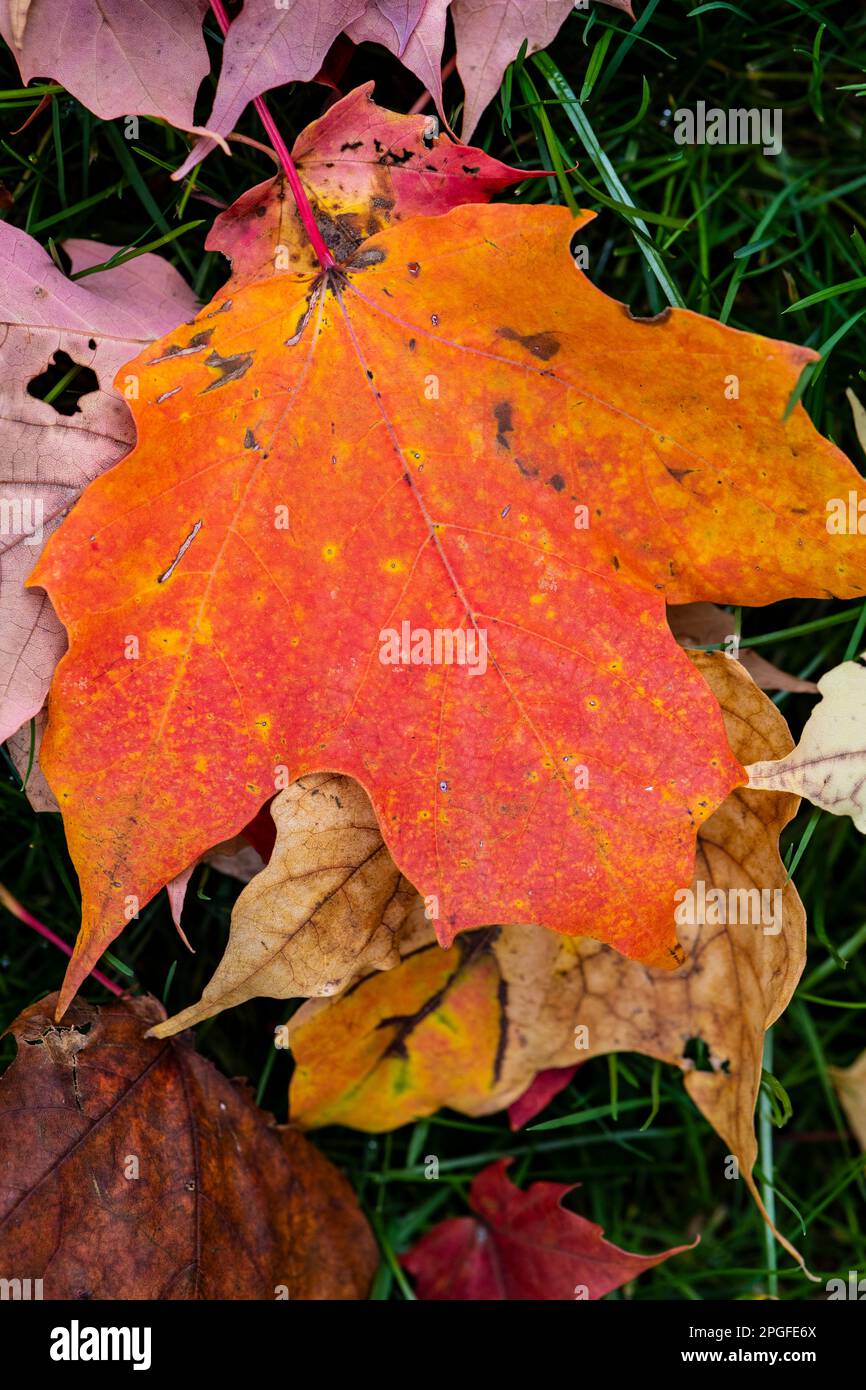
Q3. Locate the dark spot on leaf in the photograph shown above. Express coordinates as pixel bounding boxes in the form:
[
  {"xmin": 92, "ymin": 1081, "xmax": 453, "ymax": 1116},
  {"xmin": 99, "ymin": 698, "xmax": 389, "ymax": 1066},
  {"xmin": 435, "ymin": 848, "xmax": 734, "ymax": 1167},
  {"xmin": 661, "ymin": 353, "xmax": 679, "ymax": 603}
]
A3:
[
  {"xmin": 622, "ymin": 305, "xmax": 673, "ymax": 326},
  {"xmin": 497, "ymin": 326, "xmax": 561, "ymax": 361},
  {"xmin": 547, "ymin": 473, "xmax": 565, "ymax": 491},
  {"xmin": 462, "ymin": 164, "xmax": 481, "ymax": 175},
  {"xmin": 351, "ymin": 246, "xmax": 386, "ymax": 269},
  {"xmin": 494, "ymin": 401, "xmax": 513, "ymax": 449},
  {"xmin": 243, "ymin": 427, "xmax": 259, "ymax": 450},
  {"xmin": 340, "ymin": 140, "xmax": 363, "ymax": 152},
  {"xmin": 149, "ymin": 329, "xmax": 213, "ymax": 364},
  {"xmin": 200, "ymin": 349, "xmax": 254, "ymax": 393},
  {"xmin": 379, "ymin": 147, "xmax": 414, "ymax": 166},
  {"xmin": 665, "ymin": 465, "xmax": 695, "ymax": 484}
]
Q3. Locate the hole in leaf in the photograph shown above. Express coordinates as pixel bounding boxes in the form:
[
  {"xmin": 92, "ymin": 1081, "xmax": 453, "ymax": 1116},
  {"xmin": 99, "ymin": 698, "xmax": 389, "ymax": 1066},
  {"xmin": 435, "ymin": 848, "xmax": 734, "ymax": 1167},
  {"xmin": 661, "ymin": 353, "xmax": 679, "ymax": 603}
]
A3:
[
  {"xmin": 27, "ymin": 350, "xmax": 99, "ymax": 416},
  {"xmin": 683, "ymin": 1035, "xmax": 715, "ymax": 1072}
]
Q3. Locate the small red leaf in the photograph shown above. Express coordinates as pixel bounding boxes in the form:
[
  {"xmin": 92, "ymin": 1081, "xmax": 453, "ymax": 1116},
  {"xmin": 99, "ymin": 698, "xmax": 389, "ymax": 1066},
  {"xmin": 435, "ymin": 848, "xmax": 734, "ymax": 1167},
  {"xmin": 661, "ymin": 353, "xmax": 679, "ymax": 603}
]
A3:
[{"xmin": 402, "ymin": 1160, "xmax": 694, "ymax": 1299}]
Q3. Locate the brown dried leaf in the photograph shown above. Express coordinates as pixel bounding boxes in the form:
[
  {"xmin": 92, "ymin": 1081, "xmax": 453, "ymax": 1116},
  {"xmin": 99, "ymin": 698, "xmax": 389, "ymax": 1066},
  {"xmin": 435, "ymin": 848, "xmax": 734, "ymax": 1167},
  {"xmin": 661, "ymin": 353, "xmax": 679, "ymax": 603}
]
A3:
[
  {"xmin": 830, "ymin": 1048, "xmax": 866, "ymax": 1152},
  {"xmin": 668, "ymin": 602, "xmax": 818, "ymax": 692},
  {"xmin": 0, "ymin": 993, "xmax": 376, "ymax": 1299},
  {"xmin": 150, "ymin": 772, "xmax": 414, "ymax": 1037}
]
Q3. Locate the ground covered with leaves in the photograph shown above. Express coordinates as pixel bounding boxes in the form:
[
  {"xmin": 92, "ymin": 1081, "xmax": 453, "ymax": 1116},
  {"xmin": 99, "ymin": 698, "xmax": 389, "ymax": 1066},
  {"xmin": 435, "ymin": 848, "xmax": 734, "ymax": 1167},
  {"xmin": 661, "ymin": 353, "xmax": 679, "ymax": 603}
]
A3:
[{"xmin": 1, "ymin": 0, "xmax": 865, "ymax": 1300}]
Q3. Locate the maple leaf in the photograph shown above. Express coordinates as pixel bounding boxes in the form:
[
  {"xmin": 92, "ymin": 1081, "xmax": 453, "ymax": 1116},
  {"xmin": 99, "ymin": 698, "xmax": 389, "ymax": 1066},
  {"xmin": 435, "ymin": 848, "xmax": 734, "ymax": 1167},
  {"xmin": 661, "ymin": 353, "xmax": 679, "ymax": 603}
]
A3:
[
  {"xmin": 151, "ymin": 772, "xmax": 415, "ymax": 1037},
  {"xmin": 0, "ymin": 0, "xmax": 210, "ymax": 126},
  {"xmin": 32, "ymin": 181, "xmax": 866, "ymax": 1017},
  {"xmin": 0, "ymin": 992, "xmax": 377, "ymax": 1298},
  {"xmin": 450, "ymin": 0, "xmax": 632, "ymax": 139},
  {"xmin": 0, "ymin": 224, "xmax": 197, "ymax": 745},
  {"xmin": 401, "ymin": 1159, "xmax": 693, "ymax": 1300},
  {"xmin": 203, "ymin": 82, "xmax": 542, "ymax": 283},
  {"xmin": 285, "ymin": 654, "xmax": 809, "ymax": 1269},
  {"xmin": 747, "ymin": 655, "xmax": 866, "ymax": 831}
]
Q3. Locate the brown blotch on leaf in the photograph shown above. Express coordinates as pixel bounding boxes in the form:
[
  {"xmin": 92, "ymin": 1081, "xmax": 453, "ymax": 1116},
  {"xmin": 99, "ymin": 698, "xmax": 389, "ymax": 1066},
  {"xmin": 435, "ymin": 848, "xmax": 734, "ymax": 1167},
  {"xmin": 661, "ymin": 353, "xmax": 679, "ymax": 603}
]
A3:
[
  {"xmin": 494, "ymin": 401, "xmax": 514, "ymax": 449},
  {"xmin": 497, "ymin": 327, "xmax": 561, "ymax": 361},
  {"xmin": 148, "ymin": 329, "xmax": 213, "ymax": 364},
  {"xmin": 200, "ymin": 350, "xmax": 255, "ymax": 393},
  {"xmin": 622, "ymin": 305, "xmax": 673, "ymax": 326},
  {"xmin": 351, "ymin": 246, "xmax": 387, "ymax": 270},
  {"xmin": 665, "ymin": 466, "xmax": 695, "ymax": 484}
]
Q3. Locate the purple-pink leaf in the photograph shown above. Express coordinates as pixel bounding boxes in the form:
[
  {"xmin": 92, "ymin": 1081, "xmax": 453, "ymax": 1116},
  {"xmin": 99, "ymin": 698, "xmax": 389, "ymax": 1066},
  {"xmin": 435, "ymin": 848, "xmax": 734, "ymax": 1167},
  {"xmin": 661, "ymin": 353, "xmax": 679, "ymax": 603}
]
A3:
[
  {"xmin": 0, "ymin": 0, "xmax": 210, "ymax": 126},
  {"xmin": 454, "ymin": 0, "xmax": 633, "ymax": 138},
  {"xmin": 175, "ymin": 0, "xmax": 632, "ymax": 177},
  {"xmin": 345, "ymin": 1, "xmax": 448, "ymax": 114},
  {"xmin": 174, "ymin": 0, "xmax": 367, "ymax": 178},
  {"xmin": 0, "ymin": 226, "xmax": 197, "ymax": 744}
]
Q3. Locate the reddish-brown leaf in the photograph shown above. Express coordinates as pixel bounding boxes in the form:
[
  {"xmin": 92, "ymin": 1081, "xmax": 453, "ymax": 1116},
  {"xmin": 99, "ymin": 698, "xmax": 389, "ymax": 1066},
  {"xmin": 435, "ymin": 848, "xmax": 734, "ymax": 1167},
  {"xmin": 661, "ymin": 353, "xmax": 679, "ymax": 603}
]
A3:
[
  {"xmin": 0, "ymin": 993, "xmax": 376, "ymax": 1299},
  {"xmin": 207, "ymin": 82, "xmax": 541, "ymax": 284},
  {"xmin": 402, "ymin": 1159, "xmax": 693, "ymax": 1299}
]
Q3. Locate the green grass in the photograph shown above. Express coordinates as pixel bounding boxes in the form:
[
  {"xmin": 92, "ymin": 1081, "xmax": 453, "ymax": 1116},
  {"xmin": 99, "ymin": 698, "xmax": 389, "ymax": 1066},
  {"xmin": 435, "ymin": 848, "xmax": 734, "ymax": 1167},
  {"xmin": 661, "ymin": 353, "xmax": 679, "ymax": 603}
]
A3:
[{"xmin": 2, "ymin": 0, "xmax": 865, "ymax": 1300}]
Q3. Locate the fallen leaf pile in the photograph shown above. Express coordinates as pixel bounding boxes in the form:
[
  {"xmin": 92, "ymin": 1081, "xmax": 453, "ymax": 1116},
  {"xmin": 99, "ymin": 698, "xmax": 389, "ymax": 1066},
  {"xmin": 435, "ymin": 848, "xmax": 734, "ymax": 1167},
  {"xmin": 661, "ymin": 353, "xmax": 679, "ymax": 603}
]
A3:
[
  {"xmin": 2, "ymin": 5, "xmax": 865, "ymax": 1303},
  {"xmin": 30, "ymin": 92, "xmax": 866, "ymax": 1014}
]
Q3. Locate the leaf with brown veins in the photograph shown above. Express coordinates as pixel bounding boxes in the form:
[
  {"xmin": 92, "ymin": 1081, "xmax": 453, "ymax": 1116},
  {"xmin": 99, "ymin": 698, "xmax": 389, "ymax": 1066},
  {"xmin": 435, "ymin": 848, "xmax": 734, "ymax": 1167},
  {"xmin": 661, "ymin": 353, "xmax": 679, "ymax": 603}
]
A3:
[
  {"xmin": 288, "ymin": 654, "xmax": 809, "ymax": 1270},
  {"xmin": 747, "ymin": 655, "xmax": 866, "ymax": 832},
  {"xmin": 150, "ymin": 772, "xmax": 415, "ymax": 1037},
  {"xmin": 0, "ymin": 993, "xmax": 376, "ymax": 1299}
]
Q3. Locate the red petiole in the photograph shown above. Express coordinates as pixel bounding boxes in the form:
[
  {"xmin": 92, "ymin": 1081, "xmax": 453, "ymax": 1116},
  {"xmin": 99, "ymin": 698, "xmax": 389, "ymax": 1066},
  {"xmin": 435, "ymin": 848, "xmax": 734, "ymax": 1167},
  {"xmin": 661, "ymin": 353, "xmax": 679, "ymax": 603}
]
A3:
[{"xmin": 208, "ymin": 0, "xmax": 335, "ymax": 271}]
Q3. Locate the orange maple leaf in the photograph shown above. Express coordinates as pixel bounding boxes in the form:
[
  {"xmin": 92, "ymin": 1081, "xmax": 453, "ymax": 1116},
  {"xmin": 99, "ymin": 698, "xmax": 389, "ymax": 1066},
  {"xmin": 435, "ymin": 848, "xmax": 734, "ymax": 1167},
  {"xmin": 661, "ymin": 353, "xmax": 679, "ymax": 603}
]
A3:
[{"xmin": 32, "ymin": 195, "xmax": 865, "ymax": 1016}]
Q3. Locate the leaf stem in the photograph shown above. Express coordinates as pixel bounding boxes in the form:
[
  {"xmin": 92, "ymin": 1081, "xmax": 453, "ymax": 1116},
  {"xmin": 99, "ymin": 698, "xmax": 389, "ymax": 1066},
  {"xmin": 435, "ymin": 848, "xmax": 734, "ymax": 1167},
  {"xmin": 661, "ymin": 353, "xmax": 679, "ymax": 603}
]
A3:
[
  {"xmin": 759, "ymin": 1032, "xmax": 779, "ymax": 1297},
  {"xmin": 208, "ymin": 0, "xmax": 335, "ymax": 270},
  {"xmin": 0, "ymin": 882, "xmax": 126, "ymax": 997}
]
